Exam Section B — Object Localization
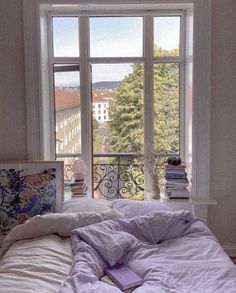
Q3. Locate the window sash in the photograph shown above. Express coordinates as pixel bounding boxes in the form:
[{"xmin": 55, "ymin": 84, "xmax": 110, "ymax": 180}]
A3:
[{"xmin": 49, "ymin": 11, "xmax": 185, "ymax": 193}]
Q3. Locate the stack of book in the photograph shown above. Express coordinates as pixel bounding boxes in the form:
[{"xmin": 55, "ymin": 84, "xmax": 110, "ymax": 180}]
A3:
[
  {"xmin": 70, "ymin": 179, "xmax": 88, "ymax": 197},
  {"xmin": 164, "ymin": 162, "xmax": 190, "ymax": 199}
]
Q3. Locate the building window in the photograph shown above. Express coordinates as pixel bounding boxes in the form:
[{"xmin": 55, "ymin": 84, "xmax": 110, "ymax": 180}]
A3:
[{"xmin": 64, "ymin": 117, "xmax": 67, "ymax": 127}]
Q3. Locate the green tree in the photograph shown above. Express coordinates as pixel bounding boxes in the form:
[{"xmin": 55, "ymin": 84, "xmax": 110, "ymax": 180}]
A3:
[
  {"xmin": 109, "ymin": 47, "xmax": 179, "ymax": 156},
  {"xmin": 93, "ymin": 118, "xmax": 102, "ymax": 155},
  {"xmin": 153, "ymin": 62, "xmax": 179, "ymax": 153},
  {"xmin": 93, "ymin": 118, "xmax": 99, "ymax": 130},
  {"xmin": 108, "ymin": 63, "xmax": 144, "ymax": 157}
]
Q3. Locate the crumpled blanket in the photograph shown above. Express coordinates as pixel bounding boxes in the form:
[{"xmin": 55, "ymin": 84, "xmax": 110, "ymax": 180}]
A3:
[
  {"xmin": 59, "ymin": 211, "xmax": 194, "ymax": 292},
  {"xmin": 59, "ymin": 210, "xmax": 236, "ymax": 293}
]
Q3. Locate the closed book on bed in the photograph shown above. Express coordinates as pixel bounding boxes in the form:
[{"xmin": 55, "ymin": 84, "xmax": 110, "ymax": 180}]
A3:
[{"xmin": 105, "ymin": 264, "xmax": 143, "ymax": 290}]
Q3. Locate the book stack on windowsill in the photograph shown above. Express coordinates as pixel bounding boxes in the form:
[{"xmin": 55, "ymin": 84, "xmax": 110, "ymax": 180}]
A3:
[
  {"xmin": 164, "ymin": 162, "xmax": 190, "ymax": 199},
  {"xmin": 70, "ymin": 159, "xmax": 88, "ymax": 197},
  {"xmin": 70, "ymin": 179, "xmax": 88, "ymax": 197}
]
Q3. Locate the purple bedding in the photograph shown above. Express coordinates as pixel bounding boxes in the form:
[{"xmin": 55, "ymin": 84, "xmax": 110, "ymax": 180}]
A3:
[{"xmin": 59, "ymin": 211, "xmax": 236, "ymax": 293}]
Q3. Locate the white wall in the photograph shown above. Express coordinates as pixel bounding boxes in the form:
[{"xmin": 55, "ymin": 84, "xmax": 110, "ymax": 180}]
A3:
[
  {"xmin": 208, "ymin": 0, "xmax": 236, "ymax": 253},
  {"xmin": 0, "ymin": 0, "xmax": 236, "ymax": 250},
  {"xmin": 0, "ymin": 0, "xmax": 27, "ymax": 160}
]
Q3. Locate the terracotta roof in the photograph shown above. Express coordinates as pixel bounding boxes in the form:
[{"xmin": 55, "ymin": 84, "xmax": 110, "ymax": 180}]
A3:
[
  {"xmin": 92, "ymin": 96, "xmax": 112, "ymax": 103},
  {"xmin": 55, "ymin": 88, "xmax": 112, "ymax": 110},
  {"xmin": 55, "ymin": 88, "xmax": 80, "ymax": 110}
]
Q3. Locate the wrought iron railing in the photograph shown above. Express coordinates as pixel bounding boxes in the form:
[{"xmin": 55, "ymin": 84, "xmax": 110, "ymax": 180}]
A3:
[
  {"xmin": 93, "ymin": 153, "xmax": 145, "ymax": 200},
  {"xmin": 56, "ymin": 153, "xmax": 174, "ymax": 200}
]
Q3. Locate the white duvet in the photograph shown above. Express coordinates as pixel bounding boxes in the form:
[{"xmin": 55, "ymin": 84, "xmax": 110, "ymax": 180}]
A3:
[
  {"xmin": 0, "ymin": 210, "xmax": 124, "ymax": 293},
  {"xmin": 0, "ymin": 235, "xmax": 72, "ymax": 293}
]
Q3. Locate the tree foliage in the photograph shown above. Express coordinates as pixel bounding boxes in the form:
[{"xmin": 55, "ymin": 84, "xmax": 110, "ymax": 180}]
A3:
[
  {"xmin": 108, "ymin": 47, "xmax": 179, "ymax": 156},
  {"xmin": 108, "ymin": 63, "xmax": 144, "ymax": 155}
]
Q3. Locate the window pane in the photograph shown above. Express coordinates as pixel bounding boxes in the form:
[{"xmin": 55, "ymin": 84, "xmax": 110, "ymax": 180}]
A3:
[
  {"xmin": 153, "ymin": 63, "xmax": 180, "ymax": 153},
  {"xmin": 53, "ymin": 65, "xmax": 81, "ymax": 184},
  {"xmin": 90, "ymin": 17, "xmax": 143, "ymax": 57},
  {"xmin": 91, "ymin": 63, "xmax": 144, "ymax": 200},
  {"xmin": 53, "ymin": 17, "xmax": 79, "ymax": 57},
  {"xmin": 154, "ymin": 17, "xmax": 180, "ymax": 57}
]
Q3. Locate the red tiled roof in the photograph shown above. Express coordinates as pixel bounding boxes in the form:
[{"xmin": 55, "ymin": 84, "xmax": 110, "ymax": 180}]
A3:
[
  {"xmin": 55, "ymin": 88, "xmax": 80, "ymax": 110},
  {"xmin": 55, "ymin": 88, "xmax": 112, "ymax": 110},
  {"xmin": 92, "ymin": 96, "xmax": 111, "ymax": 103}
]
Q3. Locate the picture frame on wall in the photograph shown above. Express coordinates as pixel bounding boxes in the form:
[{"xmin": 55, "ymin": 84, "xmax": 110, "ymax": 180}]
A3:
[{"xmin": 0, "ymin": 160, "xmax": 64, "ymax": 242}]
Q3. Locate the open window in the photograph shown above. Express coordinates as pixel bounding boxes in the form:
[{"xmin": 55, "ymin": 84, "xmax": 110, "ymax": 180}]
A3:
[
  {"xmin": 23, "ymin": 0, "xmax": 212, "ymax": 215},
  {"xmin": 45, "ymin": 11, "xmax": 187, "ymax": 199}
]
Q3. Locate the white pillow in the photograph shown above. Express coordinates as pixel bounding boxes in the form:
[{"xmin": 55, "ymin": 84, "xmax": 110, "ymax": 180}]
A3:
[
  {"xmin": 112, "ymin": 199, "xmax": 172, "ymax": 218},
  {"xmin": 60, "ymin": 198, "xmax": 112, "ymax": 213}
]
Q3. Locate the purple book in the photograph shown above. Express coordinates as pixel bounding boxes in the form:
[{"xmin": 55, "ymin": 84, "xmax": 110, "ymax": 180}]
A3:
[{"xmin": 105, "ymin": 264, "xmax": 143, "ymax": 290}]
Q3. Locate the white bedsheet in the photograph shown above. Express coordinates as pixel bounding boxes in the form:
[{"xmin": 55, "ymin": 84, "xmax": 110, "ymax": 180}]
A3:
[
  {"xmin": 0, "ymin": 235, "xmax": 72, "ymax": 293},
  {"xmin": 0, "ymin": 210, "xmax": 124, "ymax": 293}
]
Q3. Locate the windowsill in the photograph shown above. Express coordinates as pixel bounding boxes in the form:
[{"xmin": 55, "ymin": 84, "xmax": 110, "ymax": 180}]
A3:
[
  {"xmin": 146, "ymin": 192, "xmax": 191, "ymax": 210},
  {"xmin": 190, "ymin": 198, "xmax": 217, "ymax": 205},
  {"xmin": 147, "ymin": 192, "xmax": 217, "ymax": 207}
]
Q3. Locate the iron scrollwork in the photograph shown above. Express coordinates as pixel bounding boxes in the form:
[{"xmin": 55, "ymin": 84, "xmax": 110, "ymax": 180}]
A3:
[{"xmin": 93, "ymin": 163, "xmax": 145, "ymax": 200}]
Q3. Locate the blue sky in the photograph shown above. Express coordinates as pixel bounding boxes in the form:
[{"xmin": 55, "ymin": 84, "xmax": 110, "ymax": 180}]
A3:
[{"xmin": 53, "ymin": 16, "xmax": 180, "ymax": 85}]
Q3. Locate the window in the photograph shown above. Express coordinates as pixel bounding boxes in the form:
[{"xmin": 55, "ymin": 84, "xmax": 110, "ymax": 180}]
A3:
[
  {"xmin": 24, "ymin": 1, "xmax": 211, "ymax": 210},
  {"xmin": 49, "ymin": 10, "xmax": 185, "ymax": 196}
]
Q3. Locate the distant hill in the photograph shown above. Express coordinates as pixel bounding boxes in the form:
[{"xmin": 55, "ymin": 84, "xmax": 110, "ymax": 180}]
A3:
[
  {"xmin": 57, "ymin": 80, "xmax": 121, "ymax": 90},
  {"xmin": 92, "ymin": 81, "xmax": 121, "ymax": 89}
]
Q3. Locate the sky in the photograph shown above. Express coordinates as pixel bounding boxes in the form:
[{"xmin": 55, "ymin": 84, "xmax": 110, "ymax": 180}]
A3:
[{"xmin": 53, "ymin": 16, "xmax": 180, "ymax": 86}]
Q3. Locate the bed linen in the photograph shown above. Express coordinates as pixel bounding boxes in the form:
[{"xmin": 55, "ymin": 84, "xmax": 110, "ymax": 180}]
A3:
[
  {"xmin": 0, "ymin": 209, "xmax": 124, "ymax": 293},
  {"xmin": 59, "ymin": 211, "xmax": 236, "ymax": 293},
  {"xmin": 0, "ymin": 199, "xmax": 235, "ymax": 293},
  {"xmin": 0, "ymin": 235, "xmax": 72, "ymax": 293}
]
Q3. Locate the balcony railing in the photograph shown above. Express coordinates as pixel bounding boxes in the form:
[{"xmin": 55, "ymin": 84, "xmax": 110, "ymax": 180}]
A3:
[{"xmin": 57, "ymin": 153, "xmax": 175, "ymax": 200}]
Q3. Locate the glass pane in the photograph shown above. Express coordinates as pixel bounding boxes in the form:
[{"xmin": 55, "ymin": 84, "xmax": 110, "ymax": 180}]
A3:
[
  {"xmin": 153, "ymin": 63, "xmax": 180, "ymax": 154},
  {"xmin": 53, "ymin": 65, "xmax": 81, "ymax": 186},
  {"xmin": 154, "ymin": 17, "xmax": 180, "ymax": 57},
  {"xmin": 91, "ymin": 63, "xmax": 144, "ymax": 200},
  {"xmin": 90, "ymin": 17, "xmax": 143, "ymax": 57},
  {"xmin": 53, "ymin": 17, "xmax": 79, "ymax": 57}
]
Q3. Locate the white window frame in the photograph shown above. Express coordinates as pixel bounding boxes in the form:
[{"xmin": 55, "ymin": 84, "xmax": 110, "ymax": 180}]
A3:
[
  {"xmin": 49, "ymin": 8, "xmax": 186, "ymax": 189},
  {"xmin": 23, "ymin": 0, "xmax": 213, "ymax": 221}
]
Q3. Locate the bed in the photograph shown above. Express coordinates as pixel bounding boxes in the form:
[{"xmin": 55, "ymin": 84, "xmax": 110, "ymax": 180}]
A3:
[{"xmin": 0, "ymin": 198, "xmax": 235, "ymax": 293}]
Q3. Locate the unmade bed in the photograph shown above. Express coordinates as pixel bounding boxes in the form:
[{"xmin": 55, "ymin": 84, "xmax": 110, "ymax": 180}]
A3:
[{"xmin": 0, "ymin": 199, "xmax": 236, "ymax": 293}]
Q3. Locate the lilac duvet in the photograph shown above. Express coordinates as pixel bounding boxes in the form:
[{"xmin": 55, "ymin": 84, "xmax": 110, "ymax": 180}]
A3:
[{"xmin": 59, "ymin": 211, "xmax": 236, "ymax": 293}]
